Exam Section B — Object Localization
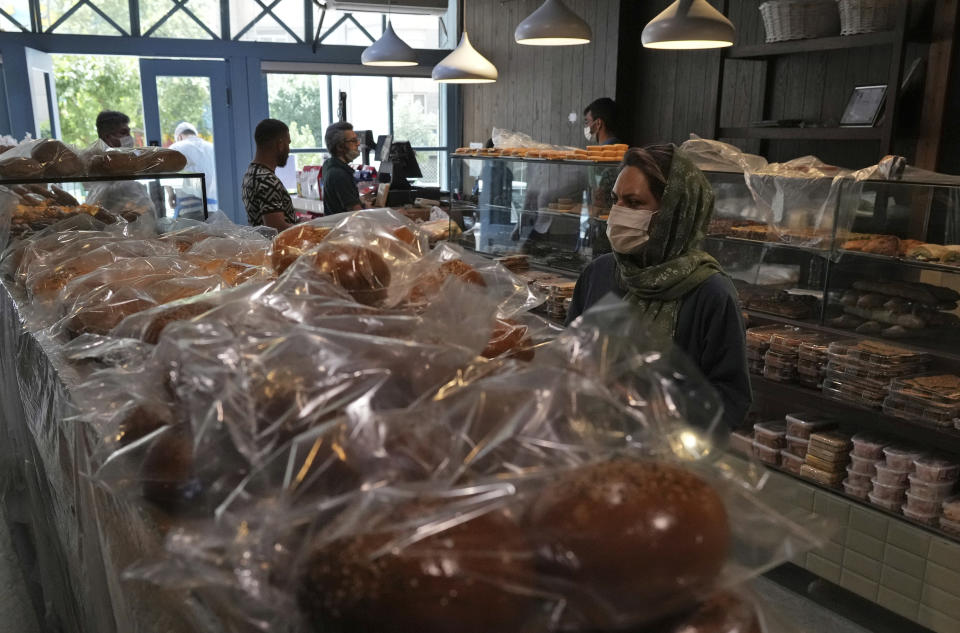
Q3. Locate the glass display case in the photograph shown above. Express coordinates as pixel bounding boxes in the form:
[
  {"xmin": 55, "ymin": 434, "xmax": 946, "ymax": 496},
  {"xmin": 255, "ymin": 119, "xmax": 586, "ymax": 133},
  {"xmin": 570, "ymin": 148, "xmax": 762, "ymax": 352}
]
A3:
[
  {"xmin": 0, "ymin": 173, "xmax": 209, "ymax": 228},
  {"xmin": 449, "ymin": 154, "xmax": 617, "ymax": 277},
  {"xmin": 703, "ymin": 170, "xmax": 960, "ymax": 356}
]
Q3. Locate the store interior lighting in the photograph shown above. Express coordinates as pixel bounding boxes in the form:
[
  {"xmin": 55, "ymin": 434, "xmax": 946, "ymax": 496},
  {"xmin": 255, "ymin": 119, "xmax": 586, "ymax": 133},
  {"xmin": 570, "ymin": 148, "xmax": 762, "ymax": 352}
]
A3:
[
  {"xmin": 362, "ymin": 21, "xmax": 419, "ymax": 66},
  {"xmin": 641, "ymin": 0, "xmax": 736, "ymax": 50},
  {"xmin": 514, "ymin": 0, "xmax": 592, "ymax": 46},
  {"xmin": 432, "ymin": 0, "xmax": 498, "ymax": 83}
]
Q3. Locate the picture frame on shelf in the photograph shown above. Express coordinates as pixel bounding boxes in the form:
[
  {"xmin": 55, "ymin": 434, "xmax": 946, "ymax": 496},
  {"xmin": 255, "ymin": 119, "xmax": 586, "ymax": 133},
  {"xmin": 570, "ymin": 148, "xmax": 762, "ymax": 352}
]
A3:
[{"xmin": 840, "ymin": 85, "xmax": 887, "ymax": 127}]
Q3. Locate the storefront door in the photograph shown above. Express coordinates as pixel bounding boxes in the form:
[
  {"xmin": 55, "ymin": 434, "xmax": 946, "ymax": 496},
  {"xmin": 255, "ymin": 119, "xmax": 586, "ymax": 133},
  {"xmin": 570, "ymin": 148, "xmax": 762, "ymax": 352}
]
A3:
[{"xmin": 139, "ymin": 59, "xmax": 236, "ymax": 221}]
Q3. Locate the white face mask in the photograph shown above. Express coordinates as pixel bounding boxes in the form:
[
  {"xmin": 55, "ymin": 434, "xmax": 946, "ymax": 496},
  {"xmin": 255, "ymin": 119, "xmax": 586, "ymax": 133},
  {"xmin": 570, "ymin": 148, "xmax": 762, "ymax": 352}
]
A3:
[
  {"xmin": 583, "ymin": 124, "xmax": 595, "ymax": 143},
  {"xmin": 118, "ymin": 135, "xmax": 135, "ymax": 148},
  {"xmin": 345, "ymin": 148, "xmax": 360, "ymax": 162},
  {"xmin": 606, "ymin": 204, "xmax": 658, "ymax": 254}
]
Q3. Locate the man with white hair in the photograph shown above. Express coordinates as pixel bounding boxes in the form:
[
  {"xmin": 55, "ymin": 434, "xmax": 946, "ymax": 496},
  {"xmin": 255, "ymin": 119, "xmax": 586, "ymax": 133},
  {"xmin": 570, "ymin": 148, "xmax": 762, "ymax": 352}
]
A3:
[{"xmin": 169, "ymin": 121, "xmax": 218, "ymax": 216}]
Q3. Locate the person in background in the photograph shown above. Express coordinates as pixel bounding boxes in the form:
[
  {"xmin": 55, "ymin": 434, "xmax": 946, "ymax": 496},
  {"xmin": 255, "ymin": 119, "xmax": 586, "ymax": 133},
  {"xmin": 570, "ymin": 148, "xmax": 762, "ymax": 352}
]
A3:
[
  {"xmin": 583, "ymin": 97, "xmax": 622, "ymax": 147},
  {"xmin": 169, "ymin": 122, "xmax": 217, "ymax": 216},
  {"xmin": 242, "ymin": 118, "xmax": 295, "ymax": 230},
  {"xmin": 565, "ymin": 145, "xmax": 751, "ymax": 428},
  {"xmin": 96, "ymin": 111, "xmax": 134, "ymax": 148},
  {"xmin": 322, "ymin": 122, "xmax": 369, "ymax": 216}
]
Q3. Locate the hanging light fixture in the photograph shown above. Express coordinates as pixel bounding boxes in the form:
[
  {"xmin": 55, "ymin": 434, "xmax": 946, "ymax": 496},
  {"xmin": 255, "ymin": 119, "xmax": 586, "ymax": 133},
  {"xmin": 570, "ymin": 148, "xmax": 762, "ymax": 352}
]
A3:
[
  {"xmin": 642, "ymin": 0, "xmax": 736, "ymax": 50},
  {"xmin": 362, "ymin": 1, "xmax": 418, "ymax": 66},
  {"xmin": 515, "ymin": 0, "xmax": 592, "ymax": 46},
  {"xmin": 432, "ymin": 0, "xmax": 498, "ymax": 83}
]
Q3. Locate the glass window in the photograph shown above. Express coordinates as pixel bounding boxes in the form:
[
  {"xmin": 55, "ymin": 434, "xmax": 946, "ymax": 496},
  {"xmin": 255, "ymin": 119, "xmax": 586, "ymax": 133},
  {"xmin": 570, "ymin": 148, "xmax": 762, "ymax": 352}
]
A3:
[
  {"xmin": 290, "ymin": 151, "xmax": 328, "ymax": 170},
  {"xmin": 157, "ymin": 76, "xmax": 213, "ymax": 146},
  {"xmin": 52, "ymin": 54, "xmax": 145, "ymax": 148},
  {"xmin": 0, "ymin": 0, "xmax": 30, "ymax": 31},
  {"xmin": 331, "ymin": 75, "xmax": 389, "ymax": 140},
  {"xmin": 389, "ymin": 14, "xmax": 441, "ymax": 49},
  {"xmin": 391, "ymin": 76, "xmax": 440, "ymax": 147},
  {"xmin": 231, "ymin": 0, "xmax": 303, "ymax": 42},
  {"xmin": 30, "ymin": 69, "xmax": 54, "ymax": 138},
  {"xmin": 141, "ymin": 0, "xmax": 220, "ymax": 39},
  {"xmin": 41, "ymin": 0, "xmax": 130, "ymax": 35},
  {"xmin": 410, "ymin": 150, "xmax": 444, "ymax": 188},
  {"xmin": 314, "ymin": 8, "xmax": 380, "ymax": 45},
  {"xmin": 267, "ymin": 74, "xmax": 329, "ymax": 149}
]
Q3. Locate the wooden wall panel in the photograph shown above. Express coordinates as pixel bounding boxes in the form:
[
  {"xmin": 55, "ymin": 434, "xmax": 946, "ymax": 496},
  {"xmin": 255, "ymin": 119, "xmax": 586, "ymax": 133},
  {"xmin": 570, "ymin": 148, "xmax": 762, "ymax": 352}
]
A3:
[
  {"xmin": 461, "ymin": 0, "xmax": 620, "ymax": 147},
  {"xmin": 617, "ymin": 0, "xmax": 946, "ymax": 169}
]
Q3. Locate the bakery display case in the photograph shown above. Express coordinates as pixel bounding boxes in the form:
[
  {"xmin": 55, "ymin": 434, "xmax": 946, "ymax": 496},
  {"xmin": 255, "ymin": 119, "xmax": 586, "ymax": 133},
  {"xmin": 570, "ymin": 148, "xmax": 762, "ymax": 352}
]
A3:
[
  {"xmin": 448, "ymin": 154, "xmax": 618, "ymax": 322},
  {"xmin": 0, "ymin": 173, "xmax": 210, "ymax": 229},
  {"xmin": 711, "ymin": 169, "xmax": 960, "ymax": 549}
]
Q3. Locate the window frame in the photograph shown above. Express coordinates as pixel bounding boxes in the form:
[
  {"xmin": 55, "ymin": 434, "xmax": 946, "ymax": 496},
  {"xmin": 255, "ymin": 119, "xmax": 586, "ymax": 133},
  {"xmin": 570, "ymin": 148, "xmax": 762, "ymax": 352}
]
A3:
[{"xmin": 267, "ymin": 67, "xmax": 448, "ymax": 187}]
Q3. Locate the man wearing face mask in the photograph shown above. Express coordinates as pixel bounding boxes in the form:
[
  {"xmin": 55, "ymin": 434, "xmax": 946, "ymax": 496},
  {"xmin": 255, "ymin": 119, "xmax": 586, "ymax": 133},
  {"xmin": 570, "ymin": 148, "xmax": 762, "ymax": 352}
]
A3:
[
  {"xmin": 242, "ymin": 118, "xmax": 295, "ymax": 230},
  {"xmin": 566, "ymin": 145, "xmax": 751, "ymax": 428},
  {"xmin": 583, "ymin": 98, "xmax": 622, "ymax": 147},
  {"xmin": 96, "ymin": 110, "xmax": 135, "ymax": 148},
  {"xmin": 322, "ymin": 122, "xmax": 368, "ymax": 216}
]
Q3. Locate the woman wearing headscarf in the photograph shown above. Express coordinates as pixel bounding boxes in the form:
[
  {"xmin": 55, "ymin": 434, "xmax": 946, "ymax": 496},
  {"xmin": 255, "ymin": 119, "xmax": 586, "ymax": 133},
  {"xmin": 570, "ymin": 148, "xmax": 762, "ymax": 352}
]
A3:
[{"xmin": 565, "ymin": 145, "xmax": 751, "ymax": 428}]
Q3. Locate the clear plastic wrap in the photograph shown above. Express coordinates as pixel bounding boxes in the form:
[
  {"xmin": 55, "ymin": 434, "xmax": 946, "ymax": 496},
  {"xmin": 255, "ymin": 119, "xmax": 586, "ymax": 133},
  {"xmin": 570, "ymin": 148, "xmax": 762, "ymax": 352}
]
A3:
[
  {"xmin": 82, "ymin": 139, "xmax": 187, "ymax": 176},
  {"xmin": 113, "ymin": 301, "xmax": 827, "ymax": 633},
  {"xmin": 0, "ymin": 138, "xmax": 85, "ymax": 178}
]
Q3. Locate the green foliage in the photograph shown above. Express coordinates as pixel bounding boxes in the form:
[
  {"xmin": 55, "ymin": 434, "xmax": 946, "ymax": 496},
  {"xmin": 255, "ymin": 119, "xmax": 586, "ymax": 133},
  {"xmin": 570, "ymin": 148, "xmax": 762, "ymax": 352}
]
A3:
[
  {"xmin": 268, "ymin": 75, "xmax": 327, "ymax": 148},
  {"xmin": 41, "ymin": 0, "xmax": 130, "ymax": 35},
  {"xmin": 393, "ymin": 97, "xmax": 438, "ymax": 147},
  {"xmin": 53, "ymin": 54, "xmax": 143, "ymax": 148},
  {"xmin": 157, "ymin": 76, "xmax": 213, "ymax": 146}
]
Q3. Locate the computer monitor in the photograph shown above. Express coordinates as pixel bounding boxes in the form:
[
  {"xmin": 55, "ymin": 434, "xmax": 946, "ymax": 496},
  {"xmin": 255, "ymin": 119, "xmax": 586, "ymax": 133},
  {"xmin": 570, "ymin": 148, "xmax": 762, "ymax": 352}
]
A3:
[
  {"xmin": 374, "ymin": 134, "xmax": 391, "ymax": 161},
  {"xmin": 381, "ymin": 141, "xmax": 422, "ymax": 190}
]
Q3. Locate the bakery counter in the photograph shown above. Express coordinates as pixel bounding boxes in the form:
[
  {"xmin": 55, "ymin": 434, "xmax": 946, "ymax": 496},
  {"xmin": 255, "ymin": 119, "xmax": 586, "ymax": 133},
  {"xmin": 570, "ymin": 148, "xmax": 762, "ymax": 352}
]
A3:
[
  {"xmin": 726, "ymin": 453, "xmax": 960, "ymax": 633},
  {"xmin": 0, "ymin": 280, "xmax": 218, "ymax": 633}
]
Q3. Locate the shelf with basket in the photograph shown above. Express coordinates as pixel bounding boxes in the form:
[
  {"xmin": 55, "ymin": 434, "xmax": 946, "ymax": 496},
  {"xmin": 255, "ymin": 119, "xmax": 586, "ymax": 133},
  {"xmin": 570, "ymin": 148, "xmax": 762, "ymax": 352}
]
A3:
[{"xmin": 712, "ymin": 0, "xmax": 911, "ymax": 156}]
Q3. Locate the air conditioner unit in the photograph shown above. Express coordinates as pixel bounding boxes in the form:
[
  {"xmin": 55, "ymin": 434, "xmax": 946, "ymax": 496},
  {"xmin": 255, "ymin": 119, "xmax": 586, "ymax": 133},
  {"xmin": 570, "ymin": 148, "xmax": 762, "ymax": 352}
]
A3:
[{"xmin": 327, "ymin": 0, "xmax": 449, "ymax": 15}]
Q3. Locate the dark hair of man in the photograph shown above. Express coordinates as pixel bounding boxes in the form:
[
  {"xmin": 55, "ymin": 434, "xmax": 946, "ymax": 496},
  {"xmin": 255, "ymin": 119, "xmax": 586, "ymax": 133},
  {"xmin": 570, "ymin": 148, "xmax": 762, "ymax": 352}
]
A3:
[
  {"xmin": 620, "ymin": 145, "xmax": 674, "ymax": 203},
  {"xmin": 583, "ymin": 98, "xmax": 618, "ymax": 131},
  {"xmin": 254, "ymin": 118, "xmax": 289, "ymax": 148},
  {"xmin": 96, "ymin": 110, "xmax": 130, "ymax": 136}
]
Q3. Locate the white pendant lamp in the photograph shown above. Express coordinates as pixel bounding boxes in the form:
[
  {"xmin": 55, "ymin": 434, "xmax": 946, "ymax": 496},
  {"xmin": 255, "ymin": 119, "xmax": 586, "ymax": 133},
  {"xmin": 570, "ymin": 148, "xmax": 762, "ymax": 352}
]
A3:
[
  {"xmin": 642, "ymin": 0, "xmax": 736, "ymax": 50},
  {"xmin": 432, "ymin": 1, "xmax": 497, "ymax": 84},
  {"xmin": 515, "ymin": 0, "xmax": 592, "ymax": 46},
  {"xmin": 362, "ymin": 21, "xmax": 418, "ymax": 66}
]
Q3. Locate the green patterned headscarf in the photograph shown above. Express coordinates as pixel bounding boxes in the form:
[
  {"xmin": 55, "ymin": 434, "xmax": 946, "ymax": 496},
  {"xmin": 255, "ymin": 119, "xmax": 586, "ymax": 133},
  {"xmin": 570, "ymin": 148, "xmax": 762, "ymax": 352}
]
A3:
[{"xmin": 614, "ymin": 147, "xmax": 723, "ymax": 343}]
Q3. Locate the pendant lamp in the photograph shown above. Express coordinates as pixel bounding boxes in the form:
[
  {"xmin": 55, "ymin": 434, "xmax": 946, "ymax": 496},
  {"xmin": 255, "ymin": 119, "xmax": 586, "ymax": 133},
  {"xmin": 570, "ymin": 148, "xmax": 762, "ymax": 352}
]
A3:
[
  {"xmin": 515, "ymin": 0, "xmax": 592, "ymax": 46},
  {"xmin": 362, "ymin": 0, "xmax": 418, "ymax": 66},
  {"xmin": 642, "ymin": 0, "xmax": 736, "ymax": 50},
  {"xmin": 362, "ymin": 21, "xmax": 418, "ymax": 66},
  {"xmin": 432, "ymin": 0, "xmax": 497, "ymax": 83}
]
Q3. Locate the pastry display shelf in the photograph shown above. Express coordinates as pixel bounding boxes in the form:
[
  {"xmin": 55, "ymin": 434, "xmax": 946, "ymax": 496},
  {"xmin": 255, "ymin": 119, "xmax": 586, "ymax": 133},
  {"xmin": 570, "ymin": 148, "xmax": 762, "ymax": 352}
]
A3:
[
  {"xmin": 835, "ymin": 249, "xmax": 960, "ymax": 275},
  {"xmin": 751, "ymin": 375, "xmax": 960, "ymax": 456},
  {"xmin": 746, "ymin": 310, "xmax": 960, "ymax": 365},
  {"xmin": 704, "ymin": 234, "xmax": 832, "ymax": 256},
  {"xmin": 451, "ymin": 154, "xmax": 620, "ymax": 166},
  {"xmin": 0, "ymin": 172, "xmax": 206, "ymax": 186},
  {"xmin": 737, "ymin": 449, "xmax": 960, "ymax": 546}
]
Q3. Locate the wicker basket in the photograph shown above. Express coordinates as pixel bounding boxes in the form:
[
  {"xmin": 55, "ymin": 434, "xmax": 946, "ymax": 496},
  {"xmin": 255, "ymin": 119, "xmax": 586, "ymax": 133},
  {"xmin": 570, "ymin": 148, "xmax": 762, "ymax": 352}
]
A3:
[
  {"xmin": 838, "ymin": 0, "xmax": 896, "ymax": 35},
  {"xmin": 759, "ymin": 0, "xmax": 841, "ymax": 42}
]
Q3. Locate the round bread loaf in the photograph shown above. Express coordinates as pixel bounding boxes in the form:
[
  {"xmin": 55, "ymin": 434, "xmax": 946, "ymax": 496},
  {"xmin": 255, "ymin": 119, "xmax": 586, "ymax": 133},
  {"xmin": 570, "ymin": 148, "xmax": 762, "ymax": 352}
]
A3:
[
  {"xmin": 406, "ymin": 258, "xmax": 486, "ymax": 305},
  {"xmin": 482, "ymin": 318, "xmax": 534, "ymax": 361},
  {"xmin": 271, "ymin": 224, "xmax": 332, "ymax": 273},
  {"xmin": 33, "ymin": 140, "xmax": 84, "ymax": 177},
  {"xmin": 140, "ymin": 423, "xmax": 200, "ymax": 508},
  {"xmin": 89, "ymin": 152, "xmax": 139, "ymax": 176},
  {"xmin": 313, "ymin": 244, "xmax": 391, "ymax": 306},
  {"xmin": 0, "ymin": 157, "xmax": 43, "ymax": 179},
  {"xmin": 298, "ymin": 507, "xmax": 536, "ymax": 633},
  {"xmin": 529, "ymin": 460, "xmax": 730, "ymax": 628},
  {"xmin": 118, "ymin": 400, "xmax": 177, "ymax": 447},
  {"xmin": 141, "ymin": 301, "xmax": 215, "ymax": 344},
  {"xmin": 139, "ymin": 148, "xmax": 187, "ymax": 174},
  {"xmin": 650, "ymin": 591, "xmax": 761, "ymax": 633}
]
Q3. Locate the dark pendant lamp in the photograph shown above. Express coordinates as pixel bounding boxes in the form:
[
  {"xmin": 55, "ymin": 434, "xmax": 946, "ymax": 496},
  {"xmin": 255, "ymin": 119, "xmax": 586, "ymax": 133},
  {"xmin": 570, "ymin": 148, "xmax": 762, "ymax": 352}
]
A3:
[
  {"xmin": 515, "ymin": 0, "xmax": 592, "ymax": 46},
  {"xmin": 642, "ymin": 0, "xmax": 736, "ymax": 50}
]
